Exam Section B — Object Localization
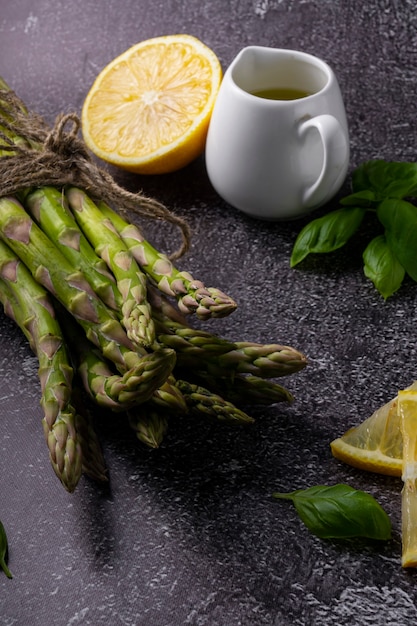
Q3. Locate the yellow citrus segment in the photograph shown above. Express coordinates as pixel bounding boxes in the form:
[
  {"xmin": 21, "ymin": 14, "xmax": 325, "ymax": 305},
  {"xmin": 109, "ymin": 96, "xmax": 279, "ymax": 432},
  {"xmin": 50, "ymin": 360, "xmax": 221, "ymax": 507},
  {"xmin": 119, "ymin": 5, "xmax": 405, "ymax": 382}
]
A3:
[
  {"xmin": 81, "ymin": 34, "xmax": 223, "ymax": 174},
  {"xmin": 398, "ymin": 390, "xmax": 417, "ymax": 568},
  {"xmin": 330, "ymin": 381, "xmax": 417, "ymax": 477},
  {"xmin": 330, "ymin": 396, "xmax": 403, "ymax": 476},
  {"xmin": 331, "ymin": 385, "xmax": 417, "ymax": 568}
]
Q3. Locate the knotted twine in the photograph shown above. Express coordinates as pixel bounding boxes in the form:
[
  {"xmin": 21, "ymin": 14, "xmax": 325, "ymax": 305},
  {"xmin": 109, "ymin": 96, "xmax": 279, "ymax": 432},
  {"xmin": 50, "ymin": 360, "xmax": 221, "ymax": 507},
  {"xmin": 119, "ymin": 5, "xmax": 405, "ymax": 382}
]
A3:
[{"xmin": 0, "ymin": 88, "xmax": 191, "ymax": 260}]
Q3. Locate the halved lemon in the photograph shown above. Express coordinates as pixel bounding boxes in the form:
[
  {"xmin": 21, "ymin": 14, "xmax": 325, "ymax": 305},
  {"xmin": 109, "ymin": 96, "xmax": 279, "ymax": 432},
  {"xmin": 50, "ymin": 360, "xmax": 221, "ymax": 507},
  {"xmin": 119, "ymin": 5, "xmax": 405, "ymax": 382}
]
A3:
[
  {"xmin": 330, "ymin": 381, "xmax": 417, "ymax": 477},
  {"xmin": 81, "ymin": 34, "xmax": 223, "ymax": 174}
]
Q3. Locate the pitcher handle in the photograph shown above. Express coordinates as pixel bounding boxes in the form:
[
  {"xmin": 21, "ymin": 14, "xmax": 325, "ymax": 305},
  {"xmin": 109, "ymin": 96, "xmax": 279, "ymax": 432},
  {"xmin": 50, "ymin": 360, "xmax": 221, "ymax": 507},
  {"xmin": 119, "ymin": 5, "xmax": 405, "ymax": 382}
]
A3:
[{"xmin": 299, "ymin": 114, "xmax": 349, "ymax": 207}]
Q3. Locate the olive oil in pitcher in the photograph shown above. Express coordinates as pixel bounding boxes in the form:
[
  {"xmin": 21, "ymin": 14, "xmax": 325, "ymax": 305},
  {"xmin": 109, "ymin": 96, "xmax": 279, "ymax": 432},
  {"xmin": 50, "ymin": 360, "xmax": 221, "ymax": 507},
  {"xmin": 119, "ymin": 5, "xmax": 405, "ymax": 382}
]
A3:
[{"xmin": 251, "ymin": 87, "xmax": 311, "ymax": 100}]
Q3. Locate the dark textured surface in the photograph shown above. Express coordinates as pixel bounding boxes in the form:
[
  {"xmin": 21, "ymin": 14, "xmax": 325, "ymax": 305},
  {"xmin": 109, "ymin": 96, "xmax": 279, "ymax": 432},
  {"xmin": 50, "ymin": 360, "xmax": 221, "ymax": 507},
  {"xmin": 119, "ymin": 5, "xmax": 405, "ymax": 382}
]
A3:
[{"xmin": 1, "ymin": 1, "xmax": 417, "ymax": 624}]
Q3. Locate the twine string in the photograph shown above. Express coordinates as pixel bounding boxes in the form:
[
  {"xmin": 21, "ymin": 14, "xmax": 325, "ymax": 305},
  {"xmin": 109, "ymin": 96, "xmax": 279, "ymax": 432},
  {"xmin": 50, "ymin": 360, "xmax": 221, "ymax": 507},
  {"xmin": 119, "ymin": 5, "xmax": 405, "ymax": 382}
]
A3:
[{"xmin": 0, "ymin": 89, "xmax": 191, "ymax": 260}]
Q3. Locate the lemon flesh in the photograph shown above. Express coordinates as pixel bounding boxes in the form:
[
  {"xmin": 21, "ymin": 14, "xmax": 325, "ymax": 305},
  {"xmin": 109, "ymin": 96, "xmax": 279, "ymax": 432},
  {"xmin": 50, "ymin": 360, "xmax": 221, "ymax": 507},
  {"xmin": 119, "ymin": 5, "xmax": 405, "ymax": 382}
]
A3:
[{"xmin": 81, "ymin": 34, "xmax": 223, "ymax": 174}]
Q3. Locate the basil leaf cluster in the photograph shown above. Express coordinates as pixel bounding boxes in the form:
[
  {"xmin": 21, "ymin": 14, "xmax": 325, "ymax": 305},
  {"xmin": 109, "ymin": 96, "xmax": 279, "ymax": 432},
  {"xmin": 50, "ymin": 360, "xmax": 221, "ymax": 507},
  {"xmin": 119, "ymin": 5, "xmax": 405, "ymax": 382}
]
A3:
[
  {"xmin": 290, "ymin": 160, "xmax": 417, "ymax": 299},
  {"xmin": 273, "ymin": 484, "xmax": 392, "ymax": 540},
  {"xmin": 0, "ymin": 519, "xmax": 13, "ymax": 579}
]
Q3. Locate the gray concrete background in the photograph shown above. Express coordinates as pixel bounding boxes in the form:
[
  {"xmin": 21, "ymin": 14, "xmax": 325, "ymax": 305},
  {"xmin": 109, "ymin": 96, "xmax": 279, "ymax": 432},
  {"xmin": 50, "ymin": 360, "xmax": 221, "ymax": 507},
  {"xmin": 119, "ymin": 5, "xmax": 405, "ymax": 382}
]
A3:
[{"xmin": 1, "ymin": 1, "xmax": 417, "ymax": 624}]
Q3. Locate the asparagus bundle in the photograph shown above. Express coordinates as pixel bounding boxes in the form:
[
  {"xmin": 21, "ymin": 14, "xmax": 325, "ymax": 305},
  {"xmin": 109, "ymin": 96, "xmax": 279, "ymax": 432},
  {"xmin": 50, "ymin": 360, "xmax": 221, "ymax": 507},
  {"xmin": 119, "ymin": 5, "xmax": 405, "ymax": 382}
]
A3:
[{"xmin": 0, "ymin": 77, "xmax": 309, "ymax": 492}]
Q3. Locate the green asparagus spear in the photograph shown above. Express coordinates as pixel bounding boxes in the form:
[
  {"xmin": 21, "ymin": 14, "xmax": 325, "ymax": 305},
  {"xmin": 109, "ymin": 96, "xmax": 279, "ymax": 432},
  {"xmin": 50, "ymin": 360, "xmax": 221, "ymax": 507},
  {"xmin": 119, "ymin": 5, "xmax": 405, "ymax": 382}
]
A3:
[
  {"xmin": 0, "ymin": 196, "xmax": 175, "ymax": 394},
  {"xmin": 182, "ymin": 371, "xmax": 294, "ymax": 405},
  {"xmin": 0, "ymin": 241, "xmax": 83, "ymax": 491},
  {"xmin": 97, "ymin": 200, "xmax": 237, "ymax": 320},
  {"xmin": 154, "ymin": 315, "xmax": 238, "ymax": 357},
  {"xmin": 22, "ymin": 186, "xmax": 122, "ymax": 312},
  {"xmin": 175, "ymin": 380, "xmax": 255, "ymax": 424},
  {"xmin": 213, "ymin": 341, "xmax": 307, "ymax": 378},
  {"xmin": 128, "ymin": 407, "xmax": 169, "ymax": 449},
  {"xmin": 0, "ymin": 288, "xmax": 81, "ymax": 491},
  {"xmin": 0, "ymin": 261, "xmax": 106, "ymax": 486},
  {"xmin": 66, "ymin": 187, "xmax": 155, "ymax": 348},
  {"xmin": 175, "ymin": 343, "xmax": 306, "ymax": 380},
  {"xmin": 127, "ymin": 373, "xmax": 198, "ymax": 448}
]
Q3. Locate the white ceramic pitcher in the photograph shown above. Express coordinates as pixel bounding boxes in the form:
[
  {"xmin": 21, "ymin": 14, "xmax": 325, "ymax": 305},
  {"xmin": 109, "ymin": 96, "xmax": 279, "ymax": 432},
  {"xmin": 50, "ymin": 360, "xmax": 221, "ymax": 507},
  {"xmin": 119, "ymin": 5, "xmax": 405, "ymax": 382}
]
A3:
[{"xmin": 205, "ymin": 46, "xmax": 350, "ymax": 220}]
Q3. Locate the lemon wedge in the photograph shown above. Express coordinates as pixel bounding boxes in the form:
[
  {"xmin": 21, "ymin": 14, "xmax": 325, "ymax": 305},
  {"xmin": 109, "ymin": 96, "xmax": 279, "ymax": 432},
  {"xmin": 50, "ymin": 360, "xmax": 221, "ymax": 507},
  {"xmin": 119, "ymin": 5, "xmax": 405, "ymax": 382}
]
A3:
[
  {"xmin": 397, "ymin": 389, "xmax": 417, "ymax": 567},
  {"xmin": 331, "ymin": 383, "xmax": 417, "ymax": 567},
  {"xmin": 330, "ymin": 381, "xmax": 417, "ymax": 476}
]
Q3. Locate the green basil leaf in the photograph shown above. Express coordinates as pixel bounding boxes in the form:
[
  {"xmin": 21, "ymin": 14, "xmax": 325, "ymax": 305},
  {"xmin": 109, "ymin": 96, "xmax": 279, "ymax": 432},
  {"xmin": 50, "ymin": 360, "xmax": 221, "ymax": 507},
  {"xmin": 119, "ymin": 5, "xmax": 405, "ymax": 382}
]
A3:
[
  {"xmin": 273, "ymin": 484, "xmax": 392, "ymax": 540},
  {"xmin": 363, "ymin": 234, "xmax": 405, "ymax": 299},
  {"xmin": 351, "ymin": 160, "xmax": 379, "ymax": 192},
  {"xmin": 352, "ymin": 160, "xmax": 417, "ymax": 199},
  {"xmin": 0, "ymin": 520, "xmax": 12, "ymax": 579},
  {"xmin": 377, "ymin": 198, "xmax": 417, "ymax": 281},
  {"xmin": 340, "ymin": 189, "xmax": 378, "ymax": 207},
  {"xmin": 290, "ymin": 207, "xmax": 365, "ymax": 267}
]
